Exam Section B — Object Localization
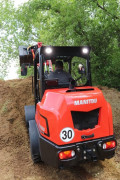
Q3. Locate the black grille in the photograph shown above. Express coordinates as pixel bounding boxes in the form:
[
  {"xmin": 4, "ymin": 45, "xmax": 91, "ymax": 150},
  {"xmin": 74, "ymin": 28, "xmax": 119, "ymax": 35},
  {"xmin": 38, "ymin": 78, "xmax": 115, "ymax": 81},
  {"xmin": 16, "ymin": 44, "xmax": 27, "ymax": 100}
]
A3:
[{"xmin": 71, "ymin": 109, "xmax": 99, "ymax": 130}]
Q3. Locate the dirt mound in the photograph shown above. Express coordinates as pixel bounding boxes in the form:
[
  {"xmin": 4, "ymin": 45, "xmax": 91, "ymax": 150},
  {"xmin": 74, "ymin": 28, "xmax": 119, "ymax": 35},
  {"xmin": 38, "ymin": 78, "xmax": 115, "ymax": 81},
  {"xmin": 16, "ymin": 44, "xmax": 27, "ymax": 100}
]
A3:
[{"xmin": 0, "ymin": 78, "xmax": 120, "ymax": 180}]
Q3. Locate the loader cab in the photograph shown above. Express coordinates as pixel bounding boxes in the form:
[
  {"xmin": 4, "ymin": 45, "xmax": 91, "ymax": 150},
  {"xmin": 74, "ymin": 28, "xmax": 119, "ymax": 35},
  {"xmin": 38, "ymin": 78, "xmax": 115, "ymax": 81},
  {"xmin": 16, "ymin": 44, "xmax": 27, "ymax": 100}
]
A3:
[{"xmin": 36, "ymin": 46, "xmax": 91, "ymax": 103}]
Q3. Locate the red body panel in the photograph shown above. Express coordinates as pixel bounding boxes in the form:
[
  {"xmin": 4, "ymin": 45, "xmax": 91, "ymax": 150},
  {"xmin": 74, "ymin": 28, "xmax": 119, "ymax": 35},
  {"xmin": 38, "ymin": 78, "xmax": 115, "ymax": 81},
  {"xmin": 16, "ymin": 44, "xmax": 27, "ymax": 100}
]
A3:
[{"xmin": 35, "ymin": 86, "xmax": 113, "ymax": 146}]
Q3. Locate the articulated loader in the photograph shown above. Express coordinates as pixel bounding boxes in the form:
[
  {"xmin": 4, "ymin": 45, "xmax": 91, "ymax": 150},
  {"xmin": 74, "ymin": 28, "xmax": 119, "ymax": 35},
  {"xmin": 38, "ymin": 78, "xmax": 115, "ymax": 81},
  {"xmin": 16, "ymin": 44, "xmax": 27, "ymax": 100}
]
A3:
[{"xmin": 19, "ymin": 43, "xmax": 116, "ymax": 168}]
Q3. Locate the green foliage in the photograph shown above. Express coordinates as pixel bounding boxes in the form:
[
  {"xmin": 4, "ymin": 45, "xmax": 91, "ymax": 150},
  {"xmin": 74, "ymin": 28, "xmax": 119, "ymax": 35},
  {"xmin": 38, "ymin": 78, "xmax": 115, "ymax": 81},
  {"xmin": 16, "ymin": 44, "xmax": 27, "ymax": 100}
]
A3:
[
  {"xmin": 0, "ymin": 0, "xmax": 18, "ymax": 78},
  {"xmin": 1, "ymin": 100, "xmax": 10, "ymax": 114},
  {"xmin": 0, "ymin": 0, "xmax": 120, "ymax": 89}
]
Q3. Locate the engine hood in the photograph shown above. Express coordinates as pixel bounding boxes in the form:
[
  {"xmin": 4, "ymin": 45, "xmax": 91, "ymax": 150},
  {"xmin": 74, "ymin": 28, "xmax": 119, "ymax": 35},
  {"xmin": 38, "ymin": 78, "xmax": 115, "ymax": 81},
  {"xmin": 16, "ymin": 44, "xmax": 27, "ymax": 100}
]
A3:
[{"xmin": 40, "ymin": 86, "xmax": 105, "ymax": 112}]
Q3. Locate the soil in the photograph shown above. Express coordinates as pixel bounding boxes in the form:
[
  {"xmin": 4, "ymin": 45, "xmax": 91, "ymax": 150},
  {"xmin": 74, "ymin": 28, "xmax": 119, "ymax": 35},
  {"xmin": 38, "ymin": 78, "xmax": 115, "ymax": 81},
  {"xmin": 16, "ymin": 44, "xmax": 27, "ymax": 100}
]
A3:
[{"xmin": 0, "ymin": 77, "xmax": 120, "ymax": 180}]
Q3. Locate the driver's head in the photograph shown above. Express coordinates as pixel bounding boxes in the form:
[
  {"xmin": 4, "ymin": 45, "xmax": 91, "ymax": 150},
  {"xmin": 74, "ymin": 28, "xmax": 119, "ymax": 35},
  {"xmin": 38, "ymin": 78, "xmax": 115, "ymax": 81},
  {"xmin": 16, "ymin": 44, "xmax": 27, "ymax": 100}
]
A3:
[{"xmin": 55, "ymin": 60, "xmax": 63, "ymax": 70}]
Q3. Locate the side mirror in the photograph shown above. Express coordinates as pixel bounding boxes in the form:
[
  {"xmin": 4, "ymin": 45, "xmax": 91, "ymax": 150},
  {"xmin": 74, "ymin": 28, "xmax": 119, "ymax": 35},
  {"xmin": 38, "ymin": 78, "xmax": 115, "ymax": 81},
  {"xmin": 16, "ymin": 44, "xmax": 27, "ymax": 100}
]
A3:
[
  {"xmin": 78, "ymin": 63, "xmax": 86, "ymax": 74},
  {"xmin": 21, "ymin": 64, "xmax": 27, "ymax": 76}
]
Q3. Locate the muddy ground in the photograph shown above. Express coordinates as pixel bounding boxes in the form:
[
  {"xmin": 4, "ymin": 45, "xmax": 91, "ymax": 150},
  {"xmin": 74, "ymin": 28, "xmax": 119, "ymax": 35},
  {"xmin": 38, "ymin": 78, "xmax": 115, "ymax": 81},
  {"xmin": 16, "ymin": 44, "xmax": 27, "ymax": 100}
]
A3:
[{"xmin": 0, "ymin": 77, "xmax": 120, "ymax": 180}]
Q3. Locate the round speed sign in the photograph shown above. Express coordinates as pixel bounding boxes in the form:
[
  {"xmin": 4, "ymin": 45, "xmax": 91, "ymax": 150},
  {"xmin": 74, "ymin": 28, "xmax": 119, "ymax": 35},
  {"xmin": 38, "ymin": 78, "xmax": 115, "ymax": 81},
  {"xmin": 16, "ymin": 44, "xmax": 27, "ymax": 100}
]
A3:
[{"xmin": 60, "ymin": 127, "xmax": 75, "ymax": 142}]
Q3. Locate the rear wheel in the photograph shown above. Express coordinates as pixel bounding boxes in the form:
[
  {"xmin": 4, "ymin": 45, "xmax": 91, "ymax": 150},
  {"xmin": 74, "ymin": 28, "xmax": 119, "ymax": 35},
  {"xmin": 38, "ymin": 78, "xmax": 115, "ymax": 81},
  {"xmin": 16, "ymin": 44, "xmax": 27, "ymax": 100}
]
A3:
[
  {"xmin": 24, "ymin": 105, "xmax": 35, "ymax": 128},
  {"xmin": 29, "ymin": 120, "xmax": 41, "ymax": 163}
]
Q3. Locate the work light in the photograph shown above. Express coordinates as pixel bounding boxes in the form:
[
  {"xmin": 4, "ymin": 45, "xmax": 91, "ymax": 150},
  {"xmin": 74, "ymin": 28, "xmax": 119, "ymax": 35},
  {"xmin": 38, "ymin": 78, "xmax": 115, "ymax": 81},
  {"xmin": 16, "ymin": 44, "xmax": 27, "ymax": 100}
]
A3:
[
  {"xmin": 82, "ymin": 47, "xmax": 89, "ymax": 54},
  {"xmin": 45, "ymin": 47, "xmax": 52, "ymax": 54}
]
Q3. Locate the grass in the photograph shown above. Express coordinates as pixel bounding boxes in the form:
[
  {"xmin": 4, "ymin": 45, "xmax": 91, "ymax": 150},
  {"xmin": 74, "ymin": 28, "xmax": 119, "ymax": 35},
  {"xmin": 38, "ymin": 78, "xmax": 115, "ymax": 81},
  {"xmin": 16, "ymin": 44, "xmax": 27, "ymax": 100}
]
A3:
[{"xmin": 1, "ymin": 100, "xmax": 10, "ymax": 114}]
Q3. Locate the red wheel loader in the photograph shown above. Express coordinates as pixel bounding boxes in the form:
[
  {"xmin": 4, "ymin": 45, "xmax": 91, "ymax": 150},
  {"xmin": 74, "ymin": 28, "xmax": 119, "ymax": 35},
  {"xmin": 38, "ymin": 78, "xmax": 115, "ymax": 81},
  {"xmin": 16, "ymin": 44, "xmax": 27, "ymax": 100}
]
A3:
[{"xmin": 19, "ymin": 43, "xmax": 117, "ymax": 168}]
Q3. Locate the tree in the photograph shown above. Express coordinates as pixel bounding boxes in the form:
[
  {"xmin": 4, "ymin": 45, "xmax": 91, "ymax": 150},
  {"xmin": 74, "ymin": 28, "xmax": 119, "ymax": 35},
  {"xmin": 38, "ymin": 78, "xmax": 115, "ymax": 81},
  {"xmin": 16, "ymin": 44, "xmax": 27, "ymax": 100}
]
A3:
[
  {"xmin": 1, "ymin": 0, "xmax": 120, "ymax": 89},
  {"xmin": 0, "ymin": 0, "xmax": 18, "ymax": 78},
  {"xmin": 16, "ymin": 0, "xmax": 120, "ymax": 88}
]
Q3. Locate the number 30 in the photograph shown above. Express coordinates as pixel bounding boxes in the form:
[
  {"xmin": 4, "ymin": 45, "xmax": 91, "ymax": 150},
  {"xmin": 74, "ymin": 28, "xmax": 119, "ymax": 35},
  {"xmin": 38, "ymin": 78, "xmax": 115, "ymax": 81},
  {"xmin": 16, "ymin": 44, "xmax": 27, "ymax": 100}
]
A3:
[{"xmin": 60, "ymin": 128, "xmax": 74, "ymax": 142}]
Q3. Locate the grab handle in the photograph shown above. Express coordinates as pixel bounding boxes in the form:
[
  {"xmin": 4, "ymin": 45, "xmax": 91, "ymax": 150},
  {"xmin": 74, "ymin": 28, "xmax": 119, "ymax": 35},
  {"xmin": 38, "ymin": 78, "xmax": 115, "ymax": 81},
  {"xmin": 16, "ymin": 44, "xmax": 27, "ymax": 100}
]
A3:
[{"xmin": 81, "ymin": 133, "xmax": 94, "ymax": 140}]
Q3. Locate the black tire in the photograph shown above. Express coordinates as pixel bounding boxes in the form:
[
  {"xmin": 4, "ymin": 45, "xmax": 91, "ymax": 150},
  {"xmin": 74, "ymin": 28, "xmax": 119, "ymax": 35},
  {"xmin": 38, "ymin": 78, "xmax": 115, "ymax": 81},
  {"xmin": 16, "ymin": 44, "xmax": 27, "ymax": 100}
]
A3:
[
  {"xmin": 24, "ymin": 105, "xmax": 35, "ymax": 128},
  {"xmin": 29, "ymin": 120, "xmax": 41, "ymax": 163}
]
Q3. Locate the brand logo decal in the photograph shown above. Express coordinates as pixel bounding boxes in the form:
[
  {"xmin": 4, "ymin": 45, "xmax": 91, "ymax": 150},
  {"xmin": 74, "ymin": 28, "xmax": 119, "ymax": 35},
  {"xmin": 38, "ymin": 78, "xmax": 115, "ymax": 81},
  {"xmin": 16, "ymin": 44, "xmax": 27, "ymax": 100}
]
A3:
[{"xmin": 74, "ymin": 98, "xmax": 97, "ymax": 105}]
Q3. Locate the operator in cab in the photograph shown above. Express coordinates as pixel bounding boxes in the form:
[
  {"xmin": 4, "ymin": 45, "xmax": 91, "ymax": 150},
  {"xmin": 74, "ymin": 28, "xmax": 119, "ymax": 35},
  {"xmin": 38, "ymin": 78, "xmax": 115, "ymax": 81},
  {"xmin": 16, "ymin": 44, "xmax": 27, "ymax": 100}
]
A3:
[{"xmin": 48, "ymin": 60, "xmax": 72, "ymax": 84}]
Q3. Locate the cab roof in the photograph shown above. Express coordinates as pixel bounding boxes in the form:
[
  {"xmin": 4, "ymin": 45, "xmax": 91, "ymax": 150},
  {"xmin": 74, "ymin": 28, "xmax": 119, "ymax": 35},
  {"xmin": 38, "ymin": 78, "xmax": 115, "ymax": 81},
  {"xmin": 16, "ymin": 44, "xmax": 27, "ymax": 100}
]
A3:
[
  {"xmin": 40, "ymin": 46, "xmax": 91, "ymax": 60},
  {"xmin": 19, "ymin": 45, "xmax": 91, "ymax": 66}
]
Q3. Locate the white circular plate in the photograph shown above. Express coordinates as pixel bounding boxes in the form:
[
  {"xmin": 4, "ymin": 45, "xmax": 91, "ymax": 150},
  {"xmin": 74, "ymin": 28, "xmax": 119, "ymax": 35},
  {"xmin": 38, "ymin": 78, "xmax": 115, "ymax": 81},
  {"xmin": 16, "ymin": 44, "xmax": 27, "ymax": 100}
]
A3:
[{"xmin": 60, "ymin": 127, "xmax": 75, "ymax": 142}]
